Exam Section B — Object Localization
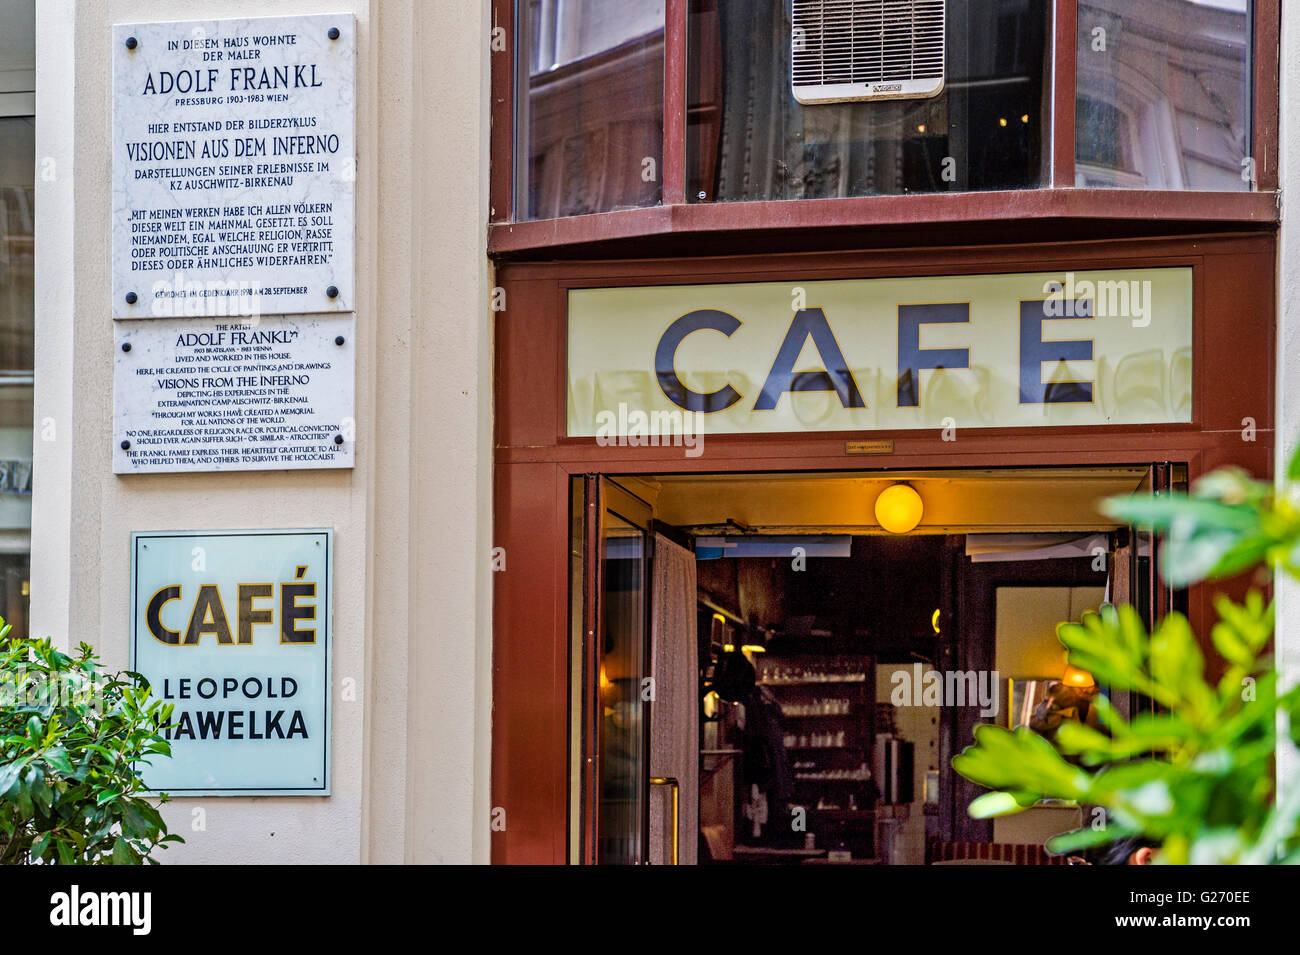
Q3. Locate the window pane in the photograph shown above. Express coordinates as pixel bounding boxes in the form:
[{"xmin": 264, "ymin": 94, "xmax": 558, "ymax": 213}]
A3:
[
  {"xmin": 598, "ymin": 513, "xmax": 646, "ymax": 864},
  {"xmin": 0, "ymin": 117, "xmax": 35, "ymax": 374},
  {"xmin": 688, "ymin": 0, "xmax": 1049, "ymax": 202},
  {"xmin": 516, "ymin": 0, "xmax": 665, "ymax": 220},
  {"xmin": 0, "ymin": 0, "xmax": 34, "ymax": 620},
  {"xmin": 0, "ymin": 113, "xmax": 33, "ymax": 592},
  {"xmin": 1075, "ymin": 0, "xmax": 1252, "ymax": 190},
  {"xmin": 0, "ymin": 0, "xmax": 35, "ymax": 88}
]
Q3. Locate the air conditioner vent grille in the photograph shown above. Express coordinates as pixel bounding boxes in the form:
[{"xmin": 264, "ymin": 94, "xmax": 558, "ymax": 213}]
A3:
[{"xmin": 792, "ymin": 0, "xmax": 946, "ymax": 104}]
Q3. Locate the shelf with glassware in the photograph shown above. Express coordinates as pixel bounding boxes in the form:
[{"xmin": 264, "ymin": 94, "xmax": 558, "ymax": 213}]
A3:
[{"xmin": 757, "ymin": 652, "xmax": 877, "ymax": 858}]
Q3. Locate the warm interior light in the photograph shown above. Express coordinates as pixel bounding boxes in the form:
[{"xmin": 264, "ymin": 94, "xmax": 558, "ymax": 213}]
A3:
[
  {"xmin": 1021, "ymin": 114, "xmax": 1030, "ymax": 124},
  {"xmin": 917, "ymin": 123, "xmax": 927, "ymax": 133},
  {"xmin": 599, "ymin": 663, "xmax": 616, "ymax": 715},
  {"xmin": 740, "ymin": 644, "xmax": 767, "ymax": 654},
  {"xmin": 1062, "ymin": 664, "xmax": 1095, "ymax": 688},
  {"xmin": 999, "ymin": 117, "xmax": 1008, "ymax": 127},
  {"xmin": 875, "ymin": 484, "xmax": 924, "ymax": 534},
  {"xmin": 703, "ymin": 690, "xmax": 720, "ymax": 718},
  {"xmin": 931, "ymin": 609, "xmax": 942, "ymax": 634}
]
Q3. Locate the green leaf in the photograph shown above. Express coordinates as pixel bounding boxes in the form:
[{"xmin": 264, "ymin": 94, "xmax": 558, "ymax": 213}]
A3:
[
  {"xmin": 1091, "ymin": 760, "xmax": 1176, "ymax": 799},
  {"xmin": 1189, "ymin": 829, "xmax": 1247, "ymax": 865},
  {"xmin": 29, "ymin": 831, "xmax": 51, "ymax": 860},
  {"xmin": 1212, "ymin": 618, "xmax": 1254, "ymax": 669},
  {"xmin": 1289, "ymin": 693, "xmax": 1300, "ymax": 749},
  {"xmin": 1102, "ymin": 494, "xmax": 1256, "ymax": 535},
  {"xmin": 1046, "ymin": 825, "xmax": 1138, "ymax": 855},
  {"xmin": 953, "ymin": 725, "xmax": 1092, "ymax": 802},
  {"xmin": 967, "ymin": 790, "xmax": 1040, "ymax": 818},
  {"xmin": 111, "ymin": 836, "xmax": 132, "ymax": 865},
  {"xmin": 1103, "ymin": 492, "xmax": 1273, "ymax": 587},
  {"xmin": 1148, "ymin": 612, "xmax": 1214, "ymax": 721},
  {"xmin": 120, "ymin": 800, "xmax": 148, "ymax": 839},
  {"xmin": 1055, "ymin": 721, "xmax": 1113, "ymax": 755},
  {"xmin": 0, "ymin": 761, "xmax": 21, "ymax": 797},
  {"xmin": 1193, "ymin": 469, "xmax": 1272, "ymax": 507},
  {"xmin": 43, "ymin": 746, "xmax": 73, "ymax": 775},
  {"xmin": 1287, "ymin": 441, "xmax": 1300, "ymax": 482}
]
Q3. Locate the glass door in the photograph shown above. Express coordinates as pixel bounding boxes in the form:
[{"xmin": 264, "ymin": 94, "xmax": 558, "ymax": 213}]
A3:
[
  {"xmin": 574, "ymin": 476, "xmax": 653, "ymax": 864},
  {"xmin": 1108, "ymin": 462, "xmax": 1188, "ymax": 721},
  {"xmin": 1127, "ymin": 462, "xmax": 1188, "ymax": 627}
]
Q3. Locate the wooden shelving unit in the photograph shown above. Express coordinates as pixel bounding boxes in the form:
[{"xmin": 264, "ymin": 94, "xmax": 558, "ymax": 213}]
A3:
[{"xmin": 757, "ymin": 652, "xmax": 877, "ymax": 858}]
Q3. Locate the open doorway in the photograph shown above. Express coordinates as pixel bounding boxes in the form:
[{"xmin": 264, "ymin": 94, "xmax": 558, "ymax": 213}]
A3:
[{"xmin": 572, "ymin": 466, "xmax": 1179, "ymax": 865}]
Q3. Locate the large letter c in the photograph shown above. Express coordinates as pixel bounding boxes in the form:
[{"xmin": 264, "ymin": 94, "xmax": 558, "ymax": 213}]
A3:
[
  {"xmin": 147, "ymin": 585, "xmax": 182, "ymax": 645},
  {"xmin": 654, "ymin": 309, "xmax": 744, "ymax": 413}
]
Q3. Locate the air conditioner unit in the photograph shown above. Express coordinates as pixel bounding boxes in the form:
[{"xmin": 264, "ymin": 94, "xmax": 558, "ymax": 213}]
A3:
[{"xmin": 792, "ymin": 0, "xmax": 946, "ymax": 105}]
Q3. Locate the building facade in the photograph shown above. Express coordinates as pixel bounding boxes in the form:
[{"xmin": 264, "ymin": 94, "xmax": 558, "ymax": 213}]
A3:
[
  {"xmin": 490, "ymin": 0, "xmax": 1287, "ymax": 864},
  {"xmin": 14, "ymin": 0, "xmax": 1300, "ymax": 865},
  {"xmin": 31, "ymin": 0, "xmax": 493, "ymax": 864}
]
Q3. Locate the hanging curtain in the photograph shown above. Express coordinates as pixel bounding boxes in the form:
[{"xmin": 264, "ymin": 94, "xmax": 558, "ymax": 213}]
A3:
[{"xmin": 649, "ymin": 533, "xmax": 699, "ymax": 865}]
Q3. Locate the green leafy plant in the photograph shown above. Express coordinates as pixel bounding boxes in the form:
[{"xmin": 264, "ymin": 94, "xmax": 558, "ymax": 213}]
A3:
[
  {"xmin": 0, "ymin": 623, "xmax": 182, "ymax": 864},
  {"xmin": 953, "ymin": 453, "xmax": 1300, "ymax": 864}
]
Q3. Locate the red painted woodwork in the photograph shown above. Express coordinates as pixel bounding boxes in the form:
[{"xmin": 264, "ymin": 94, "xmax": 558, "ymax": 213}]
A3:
[
  {"xmin": 1255, "ymin": 0, "xmax": 1281, "ymax": 191},
  {"xmin": 1050, "ymin": 0, "xmax": 1076, "ymax": 188},
  {"xmin": 663, "ymin": 0, "xmax": 688, "ymax": 206},
  {"xmin": 488, "ymin": 190, "xmax": 1278, "ymax": 257},
  {"xmin": 490, "ymin": 232, "xmax": 1277, "ymax": 864}
]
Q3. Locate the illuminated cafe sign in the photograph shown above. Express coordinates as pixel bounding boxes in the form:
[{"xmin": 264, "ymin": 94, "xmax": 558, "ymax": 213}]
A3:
[
  {"xmin": 567, "ymin": 268, "xmax": 1193, "ymax": 438},
  {"xmin": 130, "ymin": 529, "xmax": 331, "ymax": 795}
]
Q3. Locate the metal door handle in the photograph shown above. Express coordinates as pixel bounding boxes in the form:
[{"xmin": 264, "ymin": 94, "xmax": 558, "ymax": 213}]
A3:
[{"xmin": 649, "ymin": 776, "xmax": 680, "ymax": 865}]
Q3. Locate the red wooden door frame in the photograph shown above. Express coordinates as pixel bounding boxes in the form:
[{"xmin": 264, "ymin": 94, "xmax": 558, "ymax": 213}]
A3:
[{"xmin": 490, "ymin": 232, "xmax": 1276, "ymax": 864}]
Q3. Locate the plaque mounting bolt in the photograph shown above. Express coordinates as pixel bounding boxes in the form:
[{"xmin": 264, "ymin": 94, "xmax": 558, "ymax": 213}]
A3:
[
  {"xmin": 125, "ymin": 36, "xmax": 138, "ymax": 50},
  {"xmin": 326, "ymin": 285, "xmax": 339, "ymax": 299},
  {"xmin": 333, "ymin": 434, "xmax": 344, "ymax": 445},
  {"xmin": 120, "ymin": 440, "xmax": 131, "ymax": 451},
  {"xmin": 121, "ymin": 342, "xmax": 131, "ymax": 353},
  {"xmin": 125, "ymin": 291, "xmax": 138, "ymax": 305},
  {"xmin": 328, "ymin": 27, "xmax": 340, "ymax": 40},
  {"xmin": 335, "ymin": 335, "xmax": 346, "ymax": 346}
]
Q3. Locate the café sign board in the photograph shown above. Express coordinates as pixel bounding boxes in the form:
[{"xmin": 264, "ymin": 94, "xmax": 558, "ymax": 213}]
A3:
[
  {"xmin": 567, "ymin": 268, "xmax": 1194, "ymax": 437},
  {"xmin": 130, "ymin": 529, "xmax": 332, "ymax": 795},
  {"xmin": 112, "ymin": 13, "xmax": 355, "ymax": 318}
]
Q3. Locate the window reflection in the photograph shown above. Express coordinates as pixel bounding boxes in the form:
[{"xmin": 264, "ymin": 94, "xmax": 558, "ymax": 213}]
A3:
[
  {"xmin": 688, "ymin": 0, "xmax": 1049, "ymax": 202},
  {"xmin": 0, "ymin": 115, "xmax": 33, "ymax": 636},
  {"xmin": 0, "ymin": 119, "xmax": 34, "ymax": 375},
  {"xmin": 0, "ymin": 0, "xmax": 35, "ymax": 637},
  {"xmin": 1075, "ymin": 0, "xmax": 1252, "ymax": 190},
  {"xmin": 598, "ymin": 514, "xmax": 646, "ymax": 863},
  {"xmin": 517, "ymin": 0, "xmax": 665, "ymax": 219}
]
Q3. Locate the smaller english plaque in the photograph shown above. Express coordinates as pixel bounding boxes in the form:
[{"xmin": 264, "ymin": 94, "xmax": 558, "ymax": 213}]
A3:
[{"xmin": 114, "ymin": 314, "xmax": 355, "ymax": 474}]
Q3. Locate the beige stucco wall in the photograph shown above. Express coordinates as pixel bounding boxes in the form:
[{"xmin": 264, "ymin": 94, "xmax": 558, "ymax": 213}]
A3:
[
  {"xmin": 32, "ymin": 0, "xmax": 492, "ymax": 864},
  {"xmin": 1279, "ymin": 2, "xmax": 1300, "ymax": 800}
]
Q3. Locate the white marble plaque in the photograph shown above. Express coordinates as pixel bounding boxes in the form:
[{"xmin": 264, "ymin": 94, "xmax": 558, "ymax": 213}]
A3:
[
  {"xmin": 112, "ymin": 14, "xmax": 355, "ymax": 319},
  {"xmin": 114, "ymin": 315, "xmax": 356, "ymax": 474}
]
